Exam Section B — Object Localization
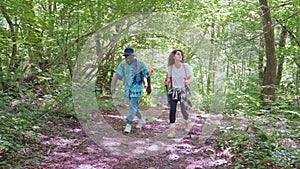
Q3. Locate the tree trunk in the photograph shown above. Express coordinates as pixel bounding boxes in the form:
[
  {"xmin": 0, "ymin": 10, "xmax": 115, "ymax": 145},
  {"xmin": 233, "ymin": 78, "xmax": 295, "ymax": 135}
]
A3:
[
  {"xmin": 0, "ymin": 4, "xmax": 18, "ymax": 72},
  {"xmin": 22, "ymin": 1, "xmax": 44, "ymax": 70},
  {"xmin": 295, "ymin": 9, "xmax": 300, "ymax": 93},
  {"xmin": 0, "ymin": 64, "xmax": 4, "ymax": 91},
  {"xmin": 276, "ymin": 27, "xmax": 288, "ymax": 85},
  {"xmin": 258, "ymin": 36, "xmax": 264, "ymax": 81},
  {"xmin": 259, "ymin": 0, "xmax": 277, "ymax": 104},
  {"xmin": 207, "ymin": 24, "xmax": 216, "ymax": 94}
]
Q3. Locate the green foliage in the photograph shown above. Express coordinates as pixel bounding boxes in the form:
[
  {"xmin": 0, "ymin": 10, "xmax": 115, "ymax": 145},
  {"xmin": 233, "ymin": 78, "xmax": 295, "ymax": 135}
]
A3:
[
  {"xmin": 221, "ymin": 68, "xmax": 299, "ymax": 168},
  {"xmin": 95, "ymin": 94, "xmax": 114, "ymax": 111},
  {"xmin": 140, "ymin": 92, "xmax": 151, "ymax": 107},
  {"xmin": 216, "ymin": 113, "xmax": 299, "ymax": 168},
  {"xmin": 225, "ymin": 75, "xmax": 262, "ymax": 115},
  {"xmin": 140, "ymin": 91, "xmax": 162, "ymax": 108},
  {"xmin": 0, "ymin": 90, "xmax": 41, "ymax": 167},
  {"xmin": 0, "ymin": 70, "xmax": 74, "ymax": 167},
  {"xmin": 0, "ymin": 0, "xmax": 299, "ymax": 168}
]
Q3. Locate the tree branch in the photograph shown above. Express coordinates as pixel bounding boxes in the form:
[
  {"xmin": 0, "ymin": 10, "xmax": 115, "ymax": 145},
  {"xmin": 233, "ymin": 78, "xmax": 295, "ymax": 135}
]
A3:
[
  {"xmin": 247, "ymin": 10, "xmax": 299, "ymax": 42},
  {"xmin": 275, "ymin": 19, "xmax": 300, "ymax": 47},
  {"xmin": 0, "ymin": 3, "xmax": 18, "ymax": 71},
  {"xmin": 21, "ymin": 31, "xmax": 95, "ymax": 83}
]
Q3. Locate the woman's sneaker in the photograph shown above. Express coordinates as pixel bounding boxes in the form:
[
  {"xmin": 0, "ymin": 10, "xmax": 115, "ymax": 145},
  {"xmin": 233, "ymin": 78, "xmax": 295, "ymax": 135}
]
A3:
[{"xmin": 184, "ymin": 122, "xmax": 190, "ymax": 133}]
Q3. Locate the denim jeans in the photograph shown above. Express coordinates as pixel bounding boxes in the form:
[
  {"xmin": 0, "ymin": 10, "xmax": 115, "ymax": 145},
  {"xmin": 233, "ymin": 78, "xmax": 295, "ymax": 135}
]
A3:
[{"xmin": 126, "ymin": 97, "xmax": 144, "ymax": 125}]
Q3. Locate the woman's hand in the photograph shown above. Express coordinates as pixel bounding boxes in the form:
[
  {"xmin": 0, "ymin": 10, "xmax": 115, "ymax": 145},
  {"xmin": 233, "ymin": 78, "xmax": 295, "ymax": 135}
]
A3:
[{"xmin": 184, "ymin": 79, "xmax": 190, "ymax": 86}]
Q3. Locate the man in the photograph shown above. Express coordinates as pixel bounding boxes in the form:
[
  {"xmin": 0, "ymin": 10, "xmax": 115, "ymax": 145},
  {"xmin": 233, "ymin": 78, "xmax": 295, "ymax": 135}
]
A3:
[{"xmin": 111, "ymin": 47, "xmax": 152, "ymax": 133}]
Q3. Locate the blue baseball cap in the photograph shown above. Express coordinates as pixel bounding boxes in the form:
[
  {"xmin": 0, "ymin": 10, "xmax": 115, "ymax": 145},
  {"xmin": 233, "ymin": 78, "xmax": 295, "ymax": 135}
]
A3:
[{"xmin": 123, "ymin": 47, "xmax": 135, "ymax": 56}]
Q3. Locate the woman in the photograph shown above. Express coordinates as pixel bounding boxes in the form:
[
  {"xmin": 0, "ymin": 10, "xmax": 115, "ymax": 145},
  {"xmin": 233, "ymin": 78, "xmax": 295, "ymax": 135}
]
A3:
[{"xmin": 166, "ymin": 49, "xmax": 193, "ymax": 138}]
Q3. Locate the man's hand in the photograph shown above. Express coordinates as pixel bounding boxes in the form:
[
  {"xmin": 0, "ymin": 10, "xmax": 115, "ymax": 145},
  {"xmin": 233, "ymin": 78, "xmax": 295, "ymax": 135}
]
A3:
[
  {"xmin": 146, "ymin": 77, "xmax": 152, "ymax": 95},
  {"xmin": 111, "ymin": 87, "xmax": 116, "ymax": 95},
  {"xmin": 146, "ymin": 85, "xmax": 152, "ymax": 95},
  {"xmin": 111, "ymin": 76, "xmax": 118, "ymax": 95}
]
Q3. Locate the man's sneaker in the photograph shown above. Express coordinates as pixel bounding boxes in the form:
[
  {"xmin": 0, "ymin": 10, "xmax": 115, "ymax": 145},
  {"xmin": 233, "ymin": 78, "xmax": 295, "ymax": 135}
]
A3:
[
  {"xmin": 124, "ymin": 124, "xmax": 132, "ymax": 133},
  {"xmin": 136, "ymin": 119, "xmax": 146, "ymax": 129}
]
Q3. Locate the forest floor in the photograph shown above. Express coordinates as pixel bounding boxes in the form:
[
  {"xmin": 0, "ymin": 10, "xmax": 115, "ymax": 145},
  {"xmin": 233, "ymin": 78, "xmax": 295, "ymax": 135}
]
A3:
[{"xmin": 19, "ymin": 103, "xmax": 234, "ymax": 169}]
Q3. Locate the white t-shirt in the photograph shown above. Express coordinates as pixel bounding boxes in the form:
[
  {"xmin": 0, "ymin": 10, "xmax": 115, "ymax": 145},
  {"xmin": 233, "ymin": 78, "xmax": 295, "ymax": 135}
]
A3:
[{"xmin": 168, "ymin": 63, "xmax": 192, "ymax": 89}]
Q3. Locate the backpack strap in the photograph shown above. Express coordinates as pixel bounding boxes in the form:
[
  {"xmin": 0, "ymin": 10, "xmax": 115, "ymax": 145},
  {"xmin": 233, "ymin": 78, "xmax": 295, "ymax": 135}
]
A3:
[
  {"xmin": 182, "ymin": 63, "xmax": 191, "ymax": 88},
  {"xmin": 122, "ymin": 58, "xmax": 141, "ymax": 72},
  {"xmin": 136, "ymin": 58, "xmax": 141, "ymax": 70},
  {"xmin": 182, "ymin": 63, "xmax": 188, "ymax": 79},
  {"xmin": 136, "ymin": 58, "xmax": 146, "ymax": 84},
  {"xmin": 169, "ymin": 65, "xmax": 173, "ymax": 90}
]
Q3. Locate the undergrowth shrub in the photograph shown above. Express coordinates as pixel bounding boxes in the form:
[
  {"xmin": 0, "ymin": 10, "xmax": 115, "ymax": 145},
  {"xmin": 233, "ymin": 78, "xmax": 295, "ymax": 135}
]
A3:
[
  {"xmin": 0, "ymin": 75, "xmax": 74, "ymax": 168},
  {"xmin": 216, "ymin": 110, "xmax": 299, "ymax": 168}
]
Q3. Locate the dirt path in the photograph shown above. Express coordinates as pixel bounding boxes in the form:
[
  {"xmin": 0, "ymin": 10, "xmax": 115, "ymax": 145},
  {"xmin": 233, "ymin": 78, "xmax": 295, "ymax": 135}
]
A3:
[{"xmin": 21, "ymin": 107, "xmax": 233, "ymax": 169}]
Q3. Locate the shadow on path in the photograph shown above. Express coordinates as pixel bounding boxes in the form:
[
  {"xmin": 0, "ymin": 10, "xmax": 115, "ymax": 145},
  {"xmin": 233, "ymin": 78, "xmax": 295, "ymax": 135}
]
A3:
[{"xmin": 21, "ymin": 107, "xmax": 233, "ymax": 169}]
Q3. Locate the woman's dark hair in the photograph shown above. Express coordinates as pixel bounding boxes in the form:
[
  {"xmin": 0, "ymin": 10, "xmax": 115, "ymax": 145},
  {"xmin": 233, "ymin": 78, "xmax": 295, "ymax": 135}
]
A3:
[{"xmin": 167, "ymin": 49, "xmax": 184, "ymax": 66}]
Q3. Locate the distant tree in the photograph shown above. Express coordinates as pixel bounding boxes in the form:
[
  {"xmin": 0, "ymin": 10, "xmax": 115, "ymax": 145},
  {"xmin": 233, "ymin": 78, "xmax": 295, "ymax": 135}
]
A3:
[{"xmin": 259, "ymin": 0, "xmax": 277, "ymax": 104}]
